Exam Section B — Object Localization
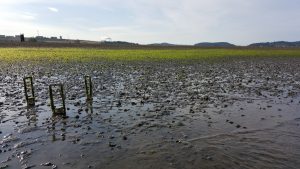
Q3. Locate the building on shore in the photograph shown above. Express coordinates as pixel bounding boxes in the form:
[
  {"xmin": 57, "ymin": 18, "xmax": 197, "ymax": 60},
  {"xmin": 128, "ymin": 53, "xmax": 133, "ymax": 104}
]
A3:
[{"xmin": 0, "ymin": 35, "xmax": 22, "ymax": 42}]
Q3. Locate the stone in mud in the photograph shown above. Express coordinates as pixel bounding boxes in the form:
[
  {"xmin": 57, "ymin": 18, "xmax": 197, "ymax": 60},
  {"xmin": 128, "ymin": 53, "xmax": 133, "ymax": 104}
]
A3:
[
  {"xmin": 40, "ymin": 162, "xmax": 53, "ymax": 166},
  {"xmin": 18, "ymin": 126, "xmax": 37, "ymax": 134},
  {"xmin": 176, "ymin": 122, "xmax": 185, "ymax": 126},
  {"xmin": 116, "ymin": 100, "xmax": 122, "ymax": 107},
  {"xmin": 204, "ymin": 156, "xmax": 213, "ymax": 161},
  {"xmin": 137, "ymin": 121, "xmax": 146, "ymax": 127},
  {"xmin": 109, "ymin": 142, "xmax": 116, "ymax": 147},
  {"xmin": 202, "ymin": 95, "xmax": 210, "ymax": 101},
  {"xmin": 161, "ymin": 111, "xmax": 170, "ymax": 116},
  {"xmin": 114, "ymin": 129, "xmax": 122, "ymax": 132},
  {"xmin": 1, "ymin": 135, "xmax": 19, "ymax": 144},
  {"xmin": 22, "ymin": 164, "xmax": 36, "ymax": 169},
  {"xmin": 0, "ymin": 165, "xmax": 9, "ymax": 169}
]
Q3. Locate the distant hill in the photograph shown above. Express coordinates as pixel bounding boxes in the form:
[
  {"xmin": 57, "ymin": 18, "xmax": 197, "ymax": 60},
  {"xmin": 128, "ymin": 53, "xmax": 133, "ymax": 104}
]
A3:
[
  {"xmin": 248, "ymin": 41, "xmax": 300, "ymax": 48},
  {"xmin": 194, "ymin": 42, "xmax": 236, "ymax": 47},
  {"xmin": 148, "ymin": 43, "xmax": 178, "ymax": 46}
]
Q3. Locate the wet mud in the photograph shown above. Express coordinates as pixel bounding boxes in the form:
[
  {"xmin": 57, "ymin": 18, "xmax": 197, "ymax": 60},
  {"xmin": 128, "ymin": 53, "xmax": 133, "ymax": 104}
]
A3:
[{"xmin": 0, "ymin": 57, "xmax": 300, "ymax": 169}]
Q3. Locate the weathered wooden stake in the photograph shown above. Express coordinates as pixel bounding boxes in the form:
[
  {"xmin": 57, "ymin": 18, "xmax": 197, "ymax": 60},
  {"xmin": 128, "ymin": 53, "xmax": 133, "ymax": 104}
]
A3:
[
  {"xmin": 49, "ymin": 84, "xmax": 66, "ymax": 115},
  {"xmin": 84, "ymin": 76, "xmax": 93, "ymax": 101},
  {"xmin": 23, "ymin": 76, "xmax": 35, "ymax": 106}
]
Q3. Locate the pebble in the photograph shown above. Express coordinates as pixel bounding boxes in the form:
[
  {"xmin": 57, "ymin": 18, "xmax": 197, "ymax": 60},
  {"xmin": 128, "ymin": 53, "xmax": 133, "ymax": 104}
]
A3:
[
  {"xmin": 22, "ymin": 164, "xmax": 36, "ymax": 169},
  {"xmin": 109, "ymin": 142, "xmax": 116, "ymax": 147},
  {"xmin": 203, "ymin": 156, "xmax": 213, "ymax": 161},
  {"xmin": 176, "ymin": 122, "xmax": 185, "ymax": 126},
  {"xmin": 0, "ymin": 165, "xmax": 9, "ymax": 169},
  {"xmin": 40, "ymin": 162, "xmax": 53, "ymax": 166},
  {"xmin": 122, "ymin": 136, "xmax": 127, "ymax": 140}
]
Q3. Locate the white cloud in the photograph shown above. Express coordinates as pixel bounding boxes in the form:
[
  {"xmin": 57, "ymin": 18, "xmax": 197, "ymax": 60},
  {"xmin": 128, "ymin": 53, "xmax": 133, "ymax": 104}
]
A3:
[{"xmin": 48, "ymin": 7, "xmax": 59, "ymax": 13}]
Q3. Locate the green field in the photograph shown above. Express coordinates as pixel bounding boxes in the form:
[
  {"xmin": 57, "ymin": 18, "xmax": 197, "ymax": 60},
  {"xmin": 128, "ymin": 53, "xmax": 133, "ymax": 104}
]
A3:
[{"xmin": 0, "ymin": 48, "xmax": 300, "ymax": 62}]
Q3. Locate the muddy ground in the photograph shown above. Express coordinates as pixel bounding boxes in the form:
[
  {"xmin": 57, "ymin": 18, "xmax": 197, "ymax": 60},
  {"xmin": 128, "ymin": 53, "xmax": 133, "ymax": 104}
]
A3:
[{"xmin": 0, "ymin": 57, "xmax": 300, "ymax": 169}]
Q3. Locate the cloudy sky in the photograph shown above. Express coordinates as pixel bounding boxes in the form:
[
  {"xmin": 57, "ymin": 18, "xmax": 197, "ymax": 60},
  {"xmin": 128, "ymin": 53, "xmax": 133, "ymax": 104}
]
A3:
[{"xmin": 0, "ymin": 0, "xmax": 299, "ymax": 45}]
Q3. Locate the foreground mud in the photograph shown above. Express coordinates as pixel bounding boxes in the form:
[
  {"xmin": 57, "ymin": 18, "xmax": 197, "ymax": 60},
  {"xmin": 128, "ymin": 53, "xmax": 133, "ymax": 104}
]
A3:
[{"xmin": 0, "ymin": 57, "xmax": 300, "ymax": 169}]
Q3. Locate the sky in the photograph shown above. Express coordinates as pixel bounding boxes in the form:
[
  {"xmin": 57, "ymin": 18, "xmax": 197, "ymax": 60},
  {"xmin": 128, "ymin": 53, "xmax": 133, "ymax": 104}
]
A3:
[{"xmin": 0, "ymin": 0, "xmax": 299, "ymax": 45}]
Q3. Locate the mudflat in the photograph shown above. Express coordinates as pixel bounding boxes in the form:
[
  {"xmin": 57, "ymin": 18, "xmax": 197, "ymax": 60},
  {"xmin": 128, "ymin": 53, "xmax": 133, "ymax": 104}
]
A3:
[{"xmin": 0, "ymin": 49, "xmax": 300, "ymax": 169}]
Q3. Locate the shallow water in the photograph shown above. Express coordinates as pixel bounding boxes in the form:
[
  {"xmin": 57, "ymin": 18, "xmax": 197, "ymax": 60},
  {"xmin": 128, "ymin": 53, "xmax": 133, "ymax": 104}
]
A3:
[{"xmin": 0, "ymin": 58, "xmax": 300, "ymax": 169}]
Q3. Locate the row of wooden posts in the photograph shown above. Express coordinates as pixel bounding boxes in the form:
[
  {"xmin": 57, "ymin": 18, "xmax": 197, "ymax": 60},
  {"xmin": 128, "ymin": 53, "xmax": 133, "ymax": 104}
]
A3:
[{"xmin": 23, "ymin": 76, "xmax": 93, "ymax": 115}]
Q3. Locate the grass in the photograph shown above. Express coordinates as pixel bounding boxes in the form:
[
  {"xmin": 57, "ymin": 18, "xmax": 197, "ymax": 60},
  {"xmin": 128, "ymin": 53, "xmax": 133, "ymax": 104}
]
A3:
[{"xmin": 0, "ymin": 47, "xmax": 300, "ymax": 62}]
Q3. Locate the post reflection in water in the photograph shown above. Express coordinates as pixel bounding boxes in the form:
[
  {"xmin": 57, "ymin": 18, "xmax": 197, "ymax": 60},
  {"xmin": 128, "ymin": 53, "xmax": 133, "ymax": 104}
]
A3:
[
  {"xmin": 26, "ymin": 107, "xmax": 38, "ymax": 126},
  {"xmin": 50, "ymin": 117, "xmax": 67, "ymax": 142},
  {"xmin": 86, "ymin": 100, "xmax": 93, "ymax": 114}
]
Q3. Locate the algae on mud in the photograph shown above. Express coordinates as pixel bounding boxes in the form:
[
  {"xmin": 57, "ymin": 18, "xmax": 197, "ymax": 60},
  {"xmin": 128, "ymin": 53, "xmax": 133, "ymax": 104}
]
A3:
[{"xmin": 0, "ymin": 48, "xmax": 300, "ymax": 62}]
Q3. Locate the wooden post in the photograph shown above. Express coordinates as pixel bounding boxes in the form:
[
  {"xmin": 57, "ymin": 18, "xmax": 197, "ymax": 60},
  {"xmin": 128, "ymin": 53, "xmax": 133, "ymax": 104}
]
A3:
[
  {"xmin": 84, "ymin": 76, "xmax": 93, "ymax": 101},
  {"xmin": 23, "ymin": 76, "xmax": 35, "ymax": 106},
  {"xmin": 49, "ymin": 84, "xmax": 66, "ymax": 116}
]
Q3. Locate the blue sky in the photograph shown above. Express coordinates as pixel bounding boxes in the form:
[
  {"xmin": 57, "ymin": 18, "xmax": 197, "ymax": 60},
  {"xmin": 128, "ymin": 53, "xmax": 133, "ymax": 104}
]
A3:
[{"xmin": 0, "ymin": 0, "xmax": 299, "ymax": 45}]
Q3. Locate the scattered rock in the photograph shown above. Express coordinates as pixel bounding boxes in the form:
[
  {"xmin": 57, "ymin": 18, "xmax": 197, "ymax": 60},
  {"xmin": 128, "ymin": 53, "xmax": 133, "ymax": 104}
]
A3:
[
  {"xmin": 109, "ymin": 142, "xmax": 116, "ymax": 147},
  {"xmin": 122, "ymin": 136, "xmax": 127, "ymax": 140},
  {"xmin": 40, "ymin": 162, "xmax": 53, "ymax": 166},
  {"xmin": 0, "ymin": 165, "xmax": 9, "ymax": 169}
]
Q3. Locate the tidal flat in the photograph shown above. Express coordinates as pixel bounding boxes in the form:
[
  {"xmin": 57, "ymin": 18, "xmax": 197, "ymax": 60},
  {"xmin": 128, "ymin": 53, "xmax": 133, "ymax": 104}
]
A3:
[{"xmin": 0, "ymin": 48, "xmax": 300, "ymax": 169}]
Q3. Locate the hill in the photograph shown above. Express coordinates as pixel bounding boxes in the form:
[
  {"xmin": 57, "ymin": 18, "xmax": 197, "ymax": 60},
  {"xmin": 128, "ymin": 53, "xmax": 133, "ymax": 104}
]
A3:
[
  {"xmin": 248, "ymin": 41, "xmax": 300, "ymax": 48},
  {"xmin": 194, "ymin": 42, "xmax": 236, "ymax": 47}
]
